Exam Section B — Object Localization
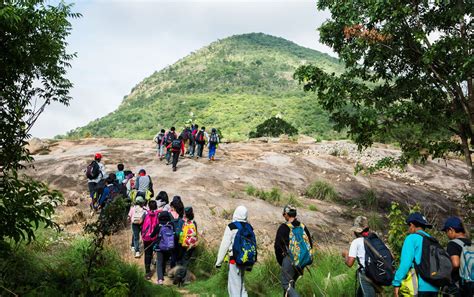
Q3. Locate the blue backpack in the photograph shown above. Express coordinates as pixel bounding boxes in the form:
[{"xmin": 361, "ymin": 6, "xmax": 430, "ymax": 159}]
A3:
[
  {"xmin": 232, "ymin": 222, "xmax": 257, "ymax": 267},
  {"xmin": 115, "ymin": 171, "xmax": 125, "ymax": 184},
  {"xmin": 157, "ymin": 223, "xmax": 175, "ymax": 251},
  {"xmin": 287, "ymin": 223, "xmax": 313, "ymax": 271}
]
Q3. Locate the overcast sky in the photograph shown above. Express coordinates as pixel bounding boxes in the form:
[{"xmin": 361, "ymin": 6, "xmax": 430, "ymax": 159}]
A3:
[{"xmin": 31, "ymin": 0, "xmax": 335, "ymax": 138}]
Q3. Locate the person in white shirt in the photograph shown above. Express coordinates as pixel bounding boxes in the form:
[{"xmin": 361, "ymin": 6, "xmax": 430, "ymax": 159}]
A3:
[{"xmin": 342, "ymin": 216, "xmax": 376, "ymax": 297}]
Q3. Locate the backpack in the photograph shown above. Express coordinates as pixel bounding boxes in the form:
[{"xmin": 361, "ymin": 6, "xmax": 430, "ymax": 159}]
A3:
[
  {"xmin": 287, "ymin": 223, "xmax": 313, "ymax": 271},
  {"xmin": 142, "ymin": 211, "xmax": 159, "ymax": 242},
  {"xmin": 232, "ymin": 222, "xmax": 257, "ymax": 267},
  {"xmin": 86, "ymin": 161, "xmax": 100, "ymax": 179},
  {"xmin": 196, "ymin": 131, "xmax": 204, "ymax": 142},
  {"xmin": 363, "ymin": 233, "xmax": 395, "ymax": 286},
  {"xmin": 132, "ymin": 205, "xmax": 145, "ymax": 224},
  {"xmin": 452, "ymin": 239, "xmax": 474, "ymax": 282},
  {"xmin": 171, "ymin": 139, "xmax": 181, "ymax": 150},
  {"xmin": 166, "ymin": 132, "xmax": 176, "ymax": 144},
  {"xmin": 116, "ymin": 171, "xmax": 125, "ymax": 184},
  {"xmin": 158, "ymin": 223, "xmax": 175, "ymax": 251},
  {"xmin": 155, "ymin": 133, "xmax": 164, "ymax": 144},
  {"xmin": 179, "ymin": 220, "xmax": 198, "ymax": 248},
  {"xmin": 414, "ymin": 232, "xmax": 452, "ymax": 287},
  {"xmin": 209, "ymin": 133, "xmax": 218, "ymax": 144}
]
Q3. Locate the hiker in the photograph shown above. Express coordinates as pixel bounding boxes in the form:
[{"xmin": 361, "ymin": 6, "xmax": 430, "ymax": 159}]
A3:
[
  {"xmin": 150, "ymin": 210, "xmax": 175, "ymax": 285},
  {"xmin": 170, "ymin": 196, "xmax": 185, "ymax": 268},
  {"xmin": 274, "ymin": 205, "xmax": 313, "ymax": 297},
  {"xmin": 207, "ymin": 128, "xmax": 220, "ymax": 161},
  {"xmin": 97, "ymin": 173, "xmax": 126, "ymax": 209},
  {"xmin": 116, "ymin": 163, "xmax": 125, "ymax": 184},
  {"xmin": 188, "ymin": 124, "xmax": 198, "ymax": 157},
  {"xmin": 442, "ymin": 216, "xmax": 473, "ymax": 297},
  {"xmin": 163, "ymin": 127, "xmax": 177, "ymax": 165},
  {"xmin": 154, "ymin": 129, "xmax": 166, "ymax": 160},
  {"xmin": 142, "ymin": 200, "xmax": 160, "ymax": 279},
  {"xmin": 216, "ymin": 205, "xmax": 257, "ymax": 297},
  {"xmin": 195, "ymin": 126, "xmax": 208, "ymax": 159},
  {"xmin": 134, "ymin": 169, "xmax": 154, "ymax": 200},
  {"xmin": 342, "ymin": 216, "xmax": 394, "ymax": 297},
  {"xmin": 174, "ymin": 206, "xmax": 199, "ymax": 286},
  {"xmin": 157, "ymin": 191, "xmax": 171, "ymax": 212},
  {"xmin": 123, "ymin": 171, "xmax": 135, "ymax": 198},
  {"xmin": 128, "ymin": 196, "xmax": 146, "ymax": 258},
  {"xmin": 166, "ymin": 135, "xmax": 185, "ymax": 172},
  {"xmin": 86, "ymin": 153, "xmax": 106, "ymax": 209},
  {"xmin": 392, "ymin": 212, "xmax": 451, "ymax": 297}
]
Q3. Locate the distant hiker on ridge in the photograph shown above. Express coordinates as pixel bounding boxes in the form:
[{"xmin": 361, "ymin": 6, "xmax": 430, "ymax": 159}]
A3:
[
  {"xmin": 166, "ymin": 135, "xmax": 185, "ymax": 172},
  {"xmin": 85, "ymin": 153, "xmax": 106, "ymax": 210},
  {"xmin": 163, "ymin": 127, "xmax": 177, "ymax": 165},
  {"xmin": 195, "ymin": 126, "xmax": 208, "ymax": 159},
  {"xmin": 154, "ymin": 129, "xmax": 166, "ymax": 160},
  {"xmin": 208, "ymin": 128, "xmax": 220, "ymax": 161}
]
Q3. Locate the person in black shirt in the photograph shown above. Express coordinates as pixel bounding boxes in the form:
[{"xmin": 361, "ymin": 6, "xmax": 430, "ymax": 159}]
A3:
[
  {"xmin": 442, "ymin": 216, "xmax": 473, "ymax": 297},
  {"xmin": 274, "ymin": 205, "xmax": 312, "ymax": 297}
]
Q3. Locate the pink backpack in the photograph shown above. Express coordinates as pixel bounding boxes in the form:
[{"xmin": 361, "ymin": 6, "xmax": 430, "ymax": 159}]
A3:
[{"xmin": 141, "ymin": 210, "xmax": 159, "ymax": 242}]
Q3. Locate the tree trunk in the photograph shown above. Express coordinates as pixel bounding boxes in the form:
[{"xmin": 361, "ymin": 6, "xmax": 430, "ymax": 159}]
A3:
[{"xmin": 460, "ymin": 126, "xmax": 474, "ymax": 190}]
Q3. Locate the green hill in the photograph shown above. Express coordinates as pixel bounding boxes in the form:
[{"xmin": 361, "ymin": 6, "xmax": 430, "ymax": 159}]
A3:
[{"xmin": 65, "ymin": 33, "xmax": 345, "ymax": 141}]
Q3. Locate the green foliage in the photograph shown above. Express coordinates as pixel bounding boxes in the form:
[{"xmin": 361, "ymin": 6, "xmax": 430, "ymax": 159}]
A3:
[
  {"xmin": 188, "ymin": 249, "xmax": 356, "ymax": 297},
  {"xmin": 0, "ymin": 0, "xmax": 78, "ymax": 244},
  {"xmin": 249, "ymin": 116, "xmax": 298, "ymax": 138},
  {"xmin": 308, "ymin": 205, "xmax": 318, "ymax": 211},
  {"xmin": 305, "ymin": 180, "xmax": 339, "ymax": 202},
  {"xmin": 0, "ymin": 235, "xmax": 178, "ymax": 296},
  {"xmin": 295, "ymin": 1, "xmax": 474, "ymax": 182},
  {"xmin": 245, "ymin": 185, "xmax": 302, "ymax": 207},
  {"xmin": 387, "ymin": 202, "xmax": 422, "ymax": 261},
  {"xmin": 65, "ymin": 33, "xmax": 346, "ymax": 141}
]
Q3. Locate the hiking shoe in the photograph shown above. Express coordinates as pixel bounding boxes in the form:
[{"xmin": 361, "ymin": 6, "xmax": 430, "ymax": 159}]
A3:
[
  {"xmin": 211, "ymin": 156, "xmax": 215, "ymax": 161},
  {"xmin": 135, "ymin": 252, "xmax": 141, "ymax": 258},
  {"xmin": 173, "ymin": 167, "xmax": 177, "ymax": 172},
  {"xmin": 157, "ymin": 279, "xmax": 164, "ymax": 285},
  {"xmin": 145, "ymin": 272, "xmax": 152, "ymax": 280}
]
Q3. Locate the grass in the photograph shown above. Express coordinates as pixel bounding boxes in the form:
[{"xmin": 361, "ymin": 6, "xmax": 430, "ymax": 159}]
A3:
[
  {"xmin": 187, "ymin": 248, "xmax": 357, "ymax": 297},
  {"xmin": 0, "ymin": 228, "xmax": 180, "ymax": 297},
  {"xmin": 244, "ymin": 185, "xmax": 303, "ymax": 207},
  {"xmin": 308, "ymin": 205, "xmax": 318, "ymax": 211},
  {"xmin": 305, "ymin": 180, "xmax": 339, "ymax": 202}
]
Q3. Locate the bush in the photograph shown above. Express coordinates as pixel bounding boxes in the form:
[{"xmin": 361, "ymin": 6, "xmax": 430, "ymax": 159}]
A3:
[
  {"xmin": 245, "ymin": 185, "xmax": 302, "ymax": 207},
  {"xmin": 249, "ymin": 116, "xmax": 298, "ymax": 138},
  {"xmin": 305, "ymin": 180, "xmax": 339, "ymax": 201}
]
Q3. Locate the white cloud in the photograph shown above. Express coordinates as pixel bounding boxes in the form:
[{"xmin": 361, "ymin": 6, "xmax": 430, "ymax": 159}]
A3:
[{"xmin": 31, "ymin": 0, "xmax": 335, "ymax": 138}]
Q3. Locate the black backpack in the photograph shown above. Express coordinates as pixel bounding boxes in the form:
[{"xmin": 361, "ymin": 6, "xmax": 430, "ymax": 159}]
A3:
[
  {"xmin": 86, "ymin": 161, "xmax": 100, "ymax": 179},
  {"xmin": 209, "ymin": 133, "xmax": 218, "ymax": 144},
  {"xmin": 171, "ymin": 139, "xmax": 181, "ymax": 150},
  {"xmin": 414, "ymin": 233, "xmax": 452, "ymax": 287},
  {"xmin": 196, "ymin": 131, "xmax": 204, "ymax": 142},
  {"xmin": 363, "ymin": 233, "xmax": 395, "ymax": 286},
  {"xmin": 166, "ymin": 132, "xmax": 176, "ymax": 144}
]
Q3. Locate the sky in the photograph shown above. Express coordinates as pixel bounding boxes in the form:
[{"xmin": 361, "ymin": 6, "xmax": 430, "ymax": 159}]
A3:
[{"xmin": 31, "ymin": 0, "xmax": 335, "ymax": 138}]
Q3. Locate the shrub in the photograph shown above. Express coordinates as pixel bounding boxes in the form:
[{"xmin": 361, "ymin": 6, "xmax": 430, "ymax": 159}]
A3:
[
  {"xmin": 305, "ymin": 180, "xmax": 339, "ymax": 201},
  {"xmin": 309, "ymin": 205, "xmax": 318, "ymax": 211},
  {"xmin": 244, "ymin": 185, "xmax": 302, "ymax": 207},
  {"xmin": 245, "ymin": 184, "xmax": 257, "ymax": 196},
  {"xmin": 249, "ymin": 116, "xmax": 298, "ymax": 138}
]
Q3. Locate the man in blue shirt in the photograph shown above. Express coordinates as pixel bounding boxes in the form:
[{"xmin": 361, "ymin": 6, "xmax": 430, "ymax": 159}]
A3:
[{"xmin": 393, "ymin": 212, "xmax": 439, "ymax": 297}]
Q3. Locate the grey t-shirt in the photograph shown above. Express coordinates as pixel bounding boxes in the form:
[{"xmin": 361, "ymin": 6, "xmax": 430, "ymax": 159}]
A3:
[{"xmin": 135, "ymin": 175, "xmax": 151, "ymax": 193}]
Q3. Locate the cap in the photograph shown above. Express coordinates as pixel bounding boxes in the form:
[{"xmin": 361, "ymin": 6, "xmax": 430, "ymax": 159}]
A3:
[
  {"xmin": 406, "ymin": 212, "xmax": 433, "ymax": 228},
  {"xmin": 441, "ymin": 216, "xmax": 463, "ymax": 232},
  {"xmin": 135, "ymin": 196, "xmax": 145, "ymax": 204},
  {"xmin": 350, "ymin": 216, "xmax": 369, "ymax": 233},
  {"xmin": 283, "ymin": 205, "xmax": 297, "ymax": 216},
  {"xmin": 95, "ymin": 153, "xmax": 102, "ymax": 160}
]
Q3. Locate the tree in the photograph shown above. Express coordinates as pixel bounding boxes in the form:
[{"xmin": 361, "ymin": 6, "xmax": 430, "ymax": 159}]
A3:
[
  {"xmin": 0, "ymin": 0, "xmax": 80, "ymax": 244},
  {"xmin": 294, "ymin": 1, "xmax": 474, "ymax": 185}
]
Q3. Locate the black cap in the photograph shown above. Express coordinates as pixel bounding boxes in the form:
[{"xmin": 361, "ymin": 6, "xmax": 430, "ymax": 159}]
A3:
[{"xmin": 406, "ymin": 212, "xmax": 433, "ymax": 228}]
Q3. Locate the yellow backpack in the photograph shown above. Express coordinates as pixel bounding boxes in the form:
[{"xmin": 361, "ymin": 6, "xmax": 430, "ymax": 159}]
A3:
[
  {"xmin": 179, "ymin": 220, "xmax": 198, "ymax": 248},
  {"xmin": 400, "ymin": 268, "xmax": 418, "ymax": 296}
]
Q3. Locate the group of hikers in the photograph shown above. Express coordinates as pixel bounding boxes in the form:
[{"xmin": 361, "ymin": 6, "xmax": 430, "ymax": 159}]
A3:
[
  {"xmin": 85, "ymin": 153, "xmax": 473, "ymax": 296},
  {"xmin": 153, "ymin": 125, "xmax": 220, "ymax": 171}
]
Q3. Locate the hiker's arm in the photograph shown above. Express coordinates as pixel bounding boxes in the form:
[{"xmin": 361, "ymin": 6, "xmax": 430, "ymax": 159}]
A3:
[
  {"xmin": 450, "ymin": 255, "xmax": 460, "ymax": 269},
  {"xmin": 304, "ymin": 226, "xmax": 313, "ymax": 248},
  {"xmin": 215, "ymin": 226, "xmax": 232, "ymax": 267},
  {"xmin": 392, "ymin": 235, "xmax": 416, "ymax": 287},
  {"xmin": 274, "ymin": 224, "xmax": 289, "ymax": 266},
  {"xmin": 344, "ymin": 241, "xmax": 358, "ymax": 267},
  {"xmin": 150, "ymin": 225, "xmax": 160, "ymax": 238},
  {"xmin": 180, "ymin": 141, "xmax": 185, "ymax": 155}
]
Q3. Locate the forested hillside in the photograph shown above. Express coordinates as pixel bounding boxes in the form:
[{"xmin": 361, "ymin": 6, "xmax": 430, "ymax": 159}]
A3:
[{"xmin": 65, "ymin": 33, "xmax": 345, "ymax": 140}]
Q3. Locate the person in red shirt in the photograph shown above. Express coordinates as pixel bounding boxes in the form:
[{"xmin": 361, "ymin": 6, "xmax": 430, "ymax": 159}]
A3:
[{"xmin": 166, "ymin": 135, "xmax": 185, "ymax": 172}]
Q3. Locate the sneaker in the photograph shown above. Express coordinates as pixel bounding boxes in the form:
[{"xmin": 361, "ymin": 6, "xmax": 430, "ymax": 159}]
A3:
[
  {"xmin": 130, "ymin": 246, "xmax": 135, "ymax": 253},
  {"xmin": 211, "ymin": 156, "xmax": 215, "ymax": 161},
  {"xmin": 135, "ymin": 251, "xmax": 141, "ymax": 258},
  {"xmin": 173, "ymin": 167, "xmax": 177, "ymax": 172},
  {"xmin": 157, "ymin": 279, "xmax": 164, "ymax": 285},
  {"xmin": 145, "ymin": 272, "xmax": 152, "ymax": 280}
]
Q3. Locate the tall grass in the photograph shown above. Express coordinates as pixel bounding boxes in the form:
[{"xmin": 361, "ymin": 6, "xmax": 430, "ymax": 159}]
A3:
[
  {"xmin": 244, "ymin": 185, "xmax": 303, "ymax": 207},
  {"xmin": 305, "ymin": 180, "xmax": 339, "ymax": 201},
  {"xmin": 187, "ymin": 248, "xmax": 356, "ymax": 297}
]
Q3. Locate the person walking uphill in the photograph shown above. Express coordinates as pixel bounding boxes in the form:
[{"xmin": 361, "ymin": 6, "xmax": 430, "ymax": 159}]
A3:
[
  {"xmin": 134, "ymin": 169, "xmax": 154, "ymax": 200},
  {"xmin": 86, "ymin": 153, "xmax": 106, "ymax": 209},
  {"xmin": 274, "ymin": 205, "xmax": 313, "ymax": 297},
  {"xmin": 442, "ymin": 216, "xmax": 473, "ymax": 297},
  {"xmin": 163, "ymin": 127, "xmax": 177, "ymax": 165},
  {"xmin": 128, "ymin": 196, "xmax": 146, "ymax": 258},
  {"xmin": 154, "ymin": 129, "xmax": 166, "ymax": 160},
  {"xmin": 392, "ymin": 212, "xmax": 452, "ymax": 297},
  {"xmin": 166, "ymin": 135, "xmax": 185, "ymax": 172},
  {"xmin": 150, "ymin": 210, "xmax": 175, "ymax": 285},
  {"xmin": 215, "ymin": 205, "xmax": 257, "ymax": 297},
  {"xmin": 142, "ymin": 200, "xmax": 160, "ymax": 280},
  {"xmin": 208, "ymin": 128, "xmax": 219, "ymax": 161},
  {"xmin": 342, "ymin": 216, "xmax": 394, "ymax": 297},
  {"xmin": 195, "ymin": 126, "xmax": 208, "ymax": 159}
]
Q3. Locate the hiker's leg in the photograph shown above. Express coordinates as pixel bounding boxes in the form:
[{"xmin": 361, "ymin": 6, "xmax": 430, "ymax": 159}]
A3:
[
  {"xmin": 228, "ymin": 263, "xmax": 245, "ymax": 297},
  {"xmin": 156, "ymin": 251, "xmax": 165, "ymax": 280},
  {"xmin": 132, "ymin": 223, "xmax": 141, "ymax": 252},
  {"xmin": 357, "ymin": 271, "xmax": 376, "ymax": 297},
  {"xmin": 240, "ymin": 266, "xmax": 248, "ymax": 297},
  {"xmin": 166, "ymin": 149, "xmax": 171, "ymax": 162},
  {"xmin": 172, "ymin": 151, "xmax": 179, "ymax": 168},
  {"xmin": 280, "ymin": 256, "xmax": 300, "ymax": 297},
  {"xmin": 143, "ymin": 241, "xmax": 153, "ymax": 274},
  {"xmin": 88, "ymin": 182, "xmax": 96, "ymax": 198},
  {"xmin": 197, "ymin": 143, "xmax": 203, "ymax": 157}
]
